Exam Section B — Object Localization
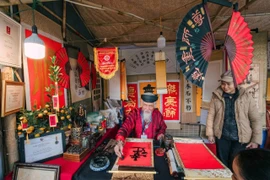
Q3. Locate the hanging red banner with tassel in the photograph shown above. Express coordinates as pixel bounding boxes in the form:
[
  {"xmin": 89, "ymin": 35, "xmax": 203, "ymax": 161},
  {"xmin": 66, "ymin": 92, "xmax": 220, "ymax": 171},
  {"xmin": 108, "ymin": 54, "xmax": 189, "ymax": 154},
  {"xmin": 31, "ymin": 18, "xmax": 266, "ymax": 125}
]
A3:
[{"xmin": 94, "ymin": 47, "xmax": 118, "ymax": 79}]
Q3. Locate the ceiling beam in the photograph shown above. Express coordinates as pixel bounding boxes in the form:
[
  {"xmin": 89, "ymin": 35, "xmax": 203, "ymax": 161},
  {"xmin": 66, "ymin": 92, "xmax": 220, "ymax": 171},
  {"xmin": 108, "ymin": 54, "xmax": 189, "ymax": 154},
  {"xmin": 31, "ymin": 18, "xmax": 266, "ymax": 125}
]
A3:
[
  {"xmin": 66, "ymin": 0, "xmax": 175, "ymax": 32},
  {"xmin": 87, "ymin": 12, "xmax": 270, "ymax": 27},
  {"xmin": 92, "ymin": 1, "xmax": 199, "ymax": 46},
  {"xmin": 0, "ymin": 0, "xmax": 57, "ymax": 6},
  {"xmin": 213, "ymin": 0, "xmax": 258, "ymax": 32},
  {"xmin": 41, "ymin": 5, "xmax": 95, "ymax": 46}
]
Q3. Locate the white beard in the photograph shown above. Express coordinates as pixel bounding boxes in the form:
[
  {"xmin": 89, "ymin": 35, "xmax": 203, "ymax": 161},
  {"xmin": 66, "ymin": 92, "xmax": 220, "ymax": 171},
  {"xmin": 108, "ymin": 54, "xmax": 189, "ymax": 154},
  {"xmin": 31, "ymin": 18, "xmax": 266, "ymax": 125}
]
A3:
[{"xmin": 143, "ymin": 111, "xmax": 152, "ymax": 123}]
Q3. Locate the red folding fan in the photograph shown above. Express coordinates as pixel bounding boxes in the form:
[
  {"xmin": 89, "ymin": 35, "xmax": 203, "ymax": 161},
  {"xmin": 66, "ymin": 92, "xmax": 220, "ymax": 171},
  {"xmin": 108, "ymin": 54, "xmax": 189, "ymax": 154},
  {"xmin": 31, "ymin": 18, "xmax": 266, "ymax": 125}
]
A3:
[
  {"xmin": 77, "ymin": 52, "xmax": 90, "ymax": 87},
  {"xmin": 224, "ymin": 11, "xmax": 254, "ymax": 86},
  {"xmin": 56, "ymin": 47, "xmax": 70, "ymax": 89}
]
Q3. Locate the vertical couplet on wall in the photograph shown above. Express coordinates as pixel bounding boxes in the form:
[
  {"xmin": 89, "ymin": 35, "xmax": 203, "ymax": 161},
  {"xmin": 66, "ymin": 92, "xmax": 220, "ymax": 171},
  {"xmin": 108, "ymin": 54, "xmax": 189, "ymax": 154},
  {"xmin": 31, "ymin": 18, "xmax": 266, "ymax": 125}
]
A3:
[
  {"xmin": 155, "ymin": 51, "xmax": 167, "ymax": 94},
  {"xmin": 181, "ymin": 73, "xmax": 197, "ymax": 124}
]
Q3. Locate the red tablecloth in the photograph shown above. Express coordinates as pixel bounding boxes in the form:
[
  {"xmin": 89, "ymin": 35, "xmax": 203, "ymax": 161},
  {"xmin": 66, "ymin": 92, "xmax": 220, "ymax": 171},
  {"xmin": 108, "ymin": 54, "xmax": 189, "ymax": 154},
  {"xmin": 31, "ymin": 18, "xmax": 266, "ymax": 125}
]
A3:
[{"xmin": 4, "ymin": 126, "xmax": 119, "ymax": 180}]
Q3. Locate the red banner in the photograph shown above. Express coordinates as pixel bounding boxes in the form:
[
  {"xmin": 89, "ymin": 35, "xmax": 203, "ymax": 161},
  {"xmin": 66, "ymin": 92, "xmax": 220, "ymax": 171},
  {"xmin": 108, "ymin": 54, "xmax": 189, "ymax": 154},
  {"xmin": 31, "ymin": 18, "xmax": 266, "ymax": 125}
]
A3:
[
  {"xmin": 94, "ymin": 47, "xmax": 118, "ymax": 79},
  {"xmin": 162, "ymin": 82, "xmax": 180, "ymax": 120},
  {"xmin": 123, "ymin": 84, "xmax": 138, "ymax": 115},
  {"xmin": 25, "ymin": 29, "xmax": 65, "ymax": 110}
]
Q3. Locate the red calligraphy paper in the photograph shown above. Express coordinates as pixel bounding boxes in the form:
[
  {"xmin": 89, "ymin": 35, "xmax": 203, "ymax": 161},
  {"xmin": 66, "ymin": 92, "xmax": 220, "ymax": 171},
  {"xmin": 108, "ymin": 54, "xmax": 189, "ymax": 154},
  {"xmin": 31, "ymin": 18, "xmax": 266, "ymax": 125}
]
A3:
[
  {"xmin": 162, "ymin": 82, "xmax": 180, "ymax": 120},
  {"xmin": 117, "ymin": 142, "xmax": 152, "ymax": 167},
  {"xmin": 25, "ymin": 29, "xmax": 65, "ymax": 110},
  {"xmin": 52, "ymin": 95, "xmax": 59, "ymax": 111},
  {"xmin": 49, "ymin": 114, "xmax": 58, "ymax": 127},
  {"xmin": 94, "ymin": 47, "xmax": 118, "ymax": 79},
  {"xmin": 21, "ymin": 121, "xmax": 28, "ymax": 130},
  {"xmin": 175, "ymin": 143, "xmax": 224, "ymax": 169},
  {"xmin": 123, "ymin": 84, "xmax": 138, "ymax": 115}
]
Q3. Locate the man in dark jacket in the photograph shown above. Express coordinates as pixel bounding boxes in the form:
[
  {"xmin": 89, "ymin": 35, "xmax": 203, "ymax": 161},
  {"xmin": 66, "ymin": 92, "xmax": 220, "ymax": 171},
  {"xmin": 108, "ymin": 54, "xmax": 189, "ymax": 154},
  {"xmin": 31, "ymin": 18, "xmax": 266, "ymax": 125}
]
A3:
[{"xmin": 114, "ymin": 84, "xmax": 167, "ymax": 158}]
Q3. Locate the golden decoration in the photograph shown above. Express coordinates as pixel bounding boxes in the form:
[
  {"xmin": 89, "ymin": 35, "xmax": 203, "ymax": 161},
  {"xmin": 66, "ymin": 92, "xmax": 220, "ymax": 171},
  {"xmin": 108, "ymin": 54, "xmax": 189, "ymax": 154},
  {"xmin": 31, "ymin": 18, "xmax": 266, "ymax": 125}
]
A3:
[
  {"xmin": 38, "ymin": 113, "xmax": 43, "ymax": 118},
  {"xmin": 17, "ymin": 125, "xmax": 22, "ymax": 131},
  {"xmin": 22, "ymin": 118, "xmax": 28, "ymax": 124}
]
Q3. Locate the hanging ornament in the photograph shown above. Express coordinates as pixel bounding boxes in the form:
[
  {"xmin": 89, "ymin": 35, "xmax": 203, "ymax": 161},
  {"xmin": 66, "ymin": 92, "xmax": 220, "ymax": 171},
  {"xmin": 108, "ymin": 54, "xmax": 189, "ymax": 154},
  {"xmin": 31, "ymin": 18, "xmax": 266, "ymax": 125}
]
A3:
[
  {"xmin": 77, "ymin": 52, "xmax": 91, "ymax": 87},
  {"xmin": 56, "ymin": 47, "xmax": 70, "ymax": 89}
]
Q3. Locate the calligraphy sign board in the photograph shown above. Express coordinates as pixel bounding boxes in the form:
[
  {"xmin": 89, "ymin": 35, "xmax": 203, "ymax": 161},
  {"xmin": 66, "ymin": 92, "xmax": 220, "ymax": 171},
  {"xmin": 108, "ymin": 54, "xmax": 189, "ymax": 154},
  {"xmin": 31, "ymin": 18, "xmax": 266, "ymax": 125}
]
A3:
[
  {"xmin": 173, "ymin": 138, "xmax": 232, "ymax": 179},
  {"xmin": 109, "ymin": 138, "xmax": 154, "ymax": 173},
  {"xmin": 18, "ymin": 131, "xmax": 66, "ymax": 163}
]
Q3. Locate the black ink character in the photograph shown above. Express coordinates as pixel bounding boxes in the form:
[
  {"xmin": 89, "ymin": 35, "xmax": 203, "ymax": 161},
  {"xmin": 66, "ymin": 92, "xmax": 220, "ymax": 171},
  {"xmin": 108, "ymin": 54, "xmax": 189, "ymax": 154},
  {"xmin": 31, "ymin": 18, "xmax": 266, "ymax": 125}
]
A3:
[{"xmin": 130, "ymin": 147, "xmax": 148, "ymax": 161}]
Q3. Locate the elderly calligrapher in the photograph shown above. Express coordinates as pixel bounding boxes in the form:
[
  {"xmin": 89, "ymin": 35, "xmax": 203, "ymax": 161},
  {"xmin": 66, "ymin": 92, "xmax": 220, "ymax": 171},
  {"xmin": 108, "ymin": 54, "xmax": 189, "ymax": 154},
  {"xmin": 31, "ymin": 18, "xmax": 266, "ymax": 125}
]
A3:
[{"xmin": 114, "ymin": 84, "xmax": 167, "ymax": 158}]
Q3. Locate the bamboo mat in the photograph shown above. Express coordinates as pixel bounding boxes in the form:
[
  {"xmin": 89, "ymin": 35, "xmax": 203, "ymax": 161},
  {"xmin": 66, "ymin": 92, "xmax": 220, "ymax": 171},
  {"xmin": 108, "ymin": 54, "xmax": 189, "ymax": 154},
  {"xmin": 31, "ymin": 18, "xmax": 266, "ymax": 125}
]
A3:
[{"xmin": 111, "ymin": 173, "xmax": 153, "ymax": 180}]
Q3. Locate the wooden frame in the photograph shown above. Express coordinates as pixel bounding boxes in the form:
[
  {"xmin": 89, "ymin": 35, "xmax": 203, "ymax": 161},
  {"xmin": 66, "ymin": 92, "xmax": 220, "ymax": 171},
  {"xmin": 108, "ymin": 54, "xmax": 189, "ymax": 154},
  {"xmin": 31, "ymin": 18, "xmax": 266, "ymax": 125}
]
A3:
[
  {"xmin": 12, "ymin": 163, "xmax": 60, "ymax": 180},
  {"xmin": 109, "ymin": 138, "xmax": 156, "ymax": 174},
  {"xmin": 18, "ymin": 130, "xmax": 66, "ymax": 163},
  {"xmin": 1, "ymin": 80, "xmax": 25, "ymax": 117},
  {"xmin": 173, "ymin": 138, "xmax": 232, "ymax": 179}
]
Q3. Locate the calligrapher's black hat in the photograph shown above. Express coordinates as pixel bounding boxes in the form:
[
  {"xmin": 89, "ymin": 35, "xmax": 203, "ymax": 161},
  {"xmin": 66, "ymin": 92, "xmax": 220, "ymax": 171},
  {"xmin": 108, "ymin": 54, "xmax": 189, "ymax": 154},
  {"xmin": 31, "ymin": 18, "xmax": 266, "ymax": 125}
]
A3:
[{"xmin": 141, "ymin": 84, "xmax": 158, "ymax": 103}]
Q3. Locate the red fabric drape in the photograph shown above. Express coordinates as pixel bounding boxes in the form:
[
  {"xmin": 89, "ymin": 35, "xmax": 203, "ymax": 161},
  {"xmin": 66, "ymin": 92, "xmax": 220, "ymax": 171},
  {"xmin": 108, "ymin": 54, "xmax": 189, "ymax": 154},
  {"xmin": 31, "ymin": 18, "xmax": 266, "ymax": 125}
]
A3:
[{"xmin": 25, "ymin": 30, "xmax": 65, "ymax": 109}]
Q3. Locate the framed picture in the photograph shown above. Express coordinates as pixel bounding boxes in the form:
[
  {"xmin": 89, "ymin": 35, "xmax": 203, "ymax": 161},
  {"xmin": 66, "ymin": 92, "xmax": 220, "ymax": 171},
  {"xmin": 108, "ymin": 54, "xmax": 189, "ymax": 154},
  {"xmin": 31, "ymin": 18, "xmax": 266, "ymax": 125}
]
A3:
[
  {"xmin": 12, "ymin": 163, "xmax": 60, "ymax": 180},
  {"xmin": 1, "ymin": 80, "xmax": 25, "ymax": 117},
  {"xmin": 18, "ymin": 131, "xmax": 66, "ymax": 163},
  {"xmin": 0, "ymin": 11, "xmax": 22, "ymax": 68}
]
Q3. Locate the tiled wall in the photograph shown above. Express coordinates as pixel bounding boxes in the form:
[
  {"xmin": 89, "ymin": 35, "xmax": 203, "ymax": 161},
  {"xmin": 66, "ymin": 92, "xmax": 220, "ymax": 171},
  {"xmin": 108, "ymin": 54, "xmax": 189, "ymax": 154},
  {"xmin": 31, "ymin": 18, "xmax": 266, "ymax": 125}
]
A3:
[{"xmin": 166, "ymin": 124, "xmax": 204, "ymax": 137}]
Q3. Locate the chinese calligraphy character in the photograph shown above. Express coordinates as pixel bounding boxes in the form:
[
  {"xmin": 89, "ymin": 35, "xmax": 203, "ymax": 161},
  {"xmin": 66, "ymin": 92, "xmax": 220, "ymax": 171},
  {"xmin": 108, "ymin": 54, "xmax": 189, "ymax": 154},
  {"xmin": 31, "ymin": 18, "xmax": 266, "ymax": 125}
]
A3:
[
  {"xmin": 124, "ymin": 99, "xmax": 136, "ymax": 108},
  {"xmin": 128, "ymin": 87, "xmax": 135, "ymax": 98},
  {"xmin": 130, "ymin": 147, "xmax": 148, "ymax": 161},
  {"xmin": 125, "ymin": 108, "xmax": 131, "ymax": 114},
  {"xmin": 164, "ymin": 96, "xmax": 177, "ymax": 107},
  {"xmin": 164, "ymin": 107, "xmax": 176, "ymax": 118},
  {"xmin": 186, "ymin": 105, "xmax": 192, "ymax": 111},
  {"xmin": 191, "ymin": 68, "xmax": 204, "ymax": 81},
  {"xmin": 185, "ymin": 91, "xmax": 191, "ymax": 96},
  {"xmin": 192, "ymin": 9, "xmax": 204, "ymax": 26},
  {"xmin": 185, "ymin": 98, "xmax": 191, "ymax": 104},
  {"xmin": 185, "ymin": 81, "xmax": 191, "ymax": 90},
  {"xmin": 182, "ymin": 27, "xmax": 192, "ymax": 45},
  {"xmin": 167, "ymin": 84, "xmax": 177, "ymax": 94},
  {"xmin": 182, "ymin": 48, "xmax": 195, "ymax": 64}
]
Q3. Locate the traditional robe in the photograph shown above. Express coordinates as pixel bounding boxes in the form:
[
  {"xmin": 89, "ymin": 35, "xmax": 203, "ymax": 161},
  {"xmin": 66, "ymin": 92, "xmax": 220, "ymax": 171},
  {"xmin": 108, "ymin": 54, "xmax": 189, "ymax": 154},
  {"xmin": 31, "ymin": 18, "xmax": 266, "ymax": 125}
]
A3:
[{"xmin": 116, "ymin": 108, "xmax": 167, "ymax": 141}]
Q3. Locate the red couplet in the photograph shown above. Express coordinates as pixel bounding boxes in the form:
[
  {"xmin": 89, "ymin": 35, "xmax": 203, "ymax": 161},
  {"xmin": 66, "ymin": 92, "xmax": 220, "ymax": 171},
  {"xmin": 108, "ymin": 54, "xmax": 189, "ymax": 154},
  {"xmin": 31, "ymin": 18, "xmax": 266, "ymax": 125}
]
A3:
[{"xmin": 117, "ymin": 142, "xmax": 152, "ymax": 167}]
